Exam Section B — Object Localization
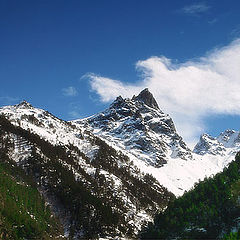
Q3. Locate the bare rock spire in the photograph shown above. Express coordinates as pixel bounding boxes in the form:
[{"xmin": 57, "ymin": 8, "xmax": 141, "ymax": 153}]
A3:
[{"xmin": 133, "ymin": 88, "xmax": 159, "ymax": 109}]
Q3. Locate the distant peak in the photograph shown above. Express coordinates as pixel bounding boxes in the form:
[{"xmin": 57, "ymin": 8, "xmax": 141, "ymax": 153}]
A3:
[
  {"xmin": 220, "ymin": 129, "xmax": 236, "ymax": 136},
  {"xmin": 133, "ymin": 88, "xmax": 159, "ymax": 109},
  {"xmin": 16, "ymin": 100, "xmax": 33, "ymax": 109},
  {"xmin": 111, "ymin": 95, "xmax": 124, "ymax": 105},
  {"xmin": 115, "ymin": 96, "xmax": 124, "ymax": 102},
  {"xmin": 201, "ymin": 133, "xmax": 214, "ymax": 140}
]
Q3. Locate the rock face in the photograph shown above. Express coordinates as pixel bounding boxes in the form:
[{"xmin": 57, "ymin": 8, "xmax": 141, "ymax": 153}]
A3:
[
  {"xmin": 132, "ymin": 88, "xmax": 159, "ymax": 110},
  {"xmin": 193, "ymin": 133, "xmax": 226, "ymax": 156},
  {"xmin": 76, "ymin": 89, "xmax": 192, "ymax": 167},
  {"xmin": 194, "ymin": 130, "xmax": 240, "ymax": 157},
  {"xmin": 16, "ymin": 100, "xmax": 33, "ymax": 109}
]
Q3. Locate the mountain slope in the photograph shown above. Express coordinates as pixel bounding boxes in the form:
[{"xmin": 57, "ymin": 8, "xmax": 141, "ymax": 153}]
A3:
[
  {"xmin": 0, "ymin": 137, "xmax": 64, "ymax": 239},
  {"xmin": 74, "ymin": 89, "xmax": 236, "ymax": 196},
  {"xmin": 0, "ymin": 101, "xmax": 174, "ymax": 238},
  {"xmin": 140, "ymin": 152, "xmax": 240, "ymax": 239},
  {"xmin": 75, "ymin": 88, "xmax": 192, "ymax": 168},
  {"xmin": 0, "ymin": 90, "xmax": 239, "ymax": 238},
  {"xmin": 194, "ymin": 130, "xmax": 240, "ymax": 157}
]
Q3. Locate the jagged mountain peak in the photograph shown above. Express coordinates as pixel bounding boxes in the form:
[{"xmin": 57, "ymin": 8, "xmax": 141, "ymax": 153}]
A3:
[
  {"xmin": 194, "ymin": 129, "xmax": 240, "ymax": 156},
  {"xmin": 110, "ymin": 88, "xmax": 159, "ymax": 112},
  {"xmin": 200, "ymin": 133, "xmax": 215, "ymax": 141},
  {"xmin": 132, "ymin": 88, "xmax": 159, "ymax": 110},
  {"xmin": 76, "ymin": 88, "xmax": 192, "ymax": 167},
  {"xmin": 217, "ymin": 129, "xmax": 240, "ymax": 147},
  {"xmin": 15, "ymin": 100, "xmax": 33, "ymax": 109},
  {"xmin": 110, "ymin": 95, "xmax": 127, "ymax": 109},
  {"xmin": 0, "ymin": 99, "xmax": 174, "ymax": 238},
  {"xmin": 193, "ymin": 133, "xmax": 223, "ymax": 155}
]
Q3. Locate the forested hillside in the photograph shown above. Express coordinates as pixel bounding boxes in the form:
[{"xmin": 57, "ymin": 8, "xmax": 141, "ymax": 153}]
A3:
[
  {"xmin": 140, "ymin": 152, "xmax": 240, "ymax": 239},
  {"xmin": 0, "ymin": 154, "xmax": 63, "ymax": 239},
  {"xmin": 0, "ymin": 110, "xmax": 174, "ymax": 238}
]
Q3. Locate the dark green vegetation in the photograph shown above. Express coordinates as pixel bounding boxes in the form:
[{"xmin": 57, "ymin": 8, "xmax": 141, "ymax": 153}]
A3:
[
  {"xmin": 0, "ymin": 153, "xmax": 63, "ymax": 239},
  {"xmin": 0, "ymin": 115, "xmax": 174, "ymax": 238},
  {"xmin": 140, "ymin": 152, "xmax": 240, "ymax": 239},
  {"xmin": 223, "ymin": 231, "xmax": 240, "ymax": 240}
]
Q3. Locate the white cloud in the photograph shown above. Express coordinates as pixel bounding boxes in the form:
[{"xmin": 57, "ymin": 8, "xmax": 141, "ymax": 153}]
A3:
[
  {"xmin": 180, "ymin": 2, "xmax": 210, "ymax": 15},
  {"xmin": 87, "ymin": 73, "xmax": 143, "ymax": 102},
  {"xmin": 88, "ymin": 39, "xmax": 240, "ymax": 146},
  {"xmin": 0, "ymin": 96, "xmax": 19, "ymax": 106},
  {"xmin": 69, "ymin": 110, "xmax": 82, "ymax": 119},
  {"xmin": 62, "ymin": 86, "xmax": 78, "ymax": 96},
  {"xmin": 67, "ymin": 102, "xmax": 82, "ymax": 119}
]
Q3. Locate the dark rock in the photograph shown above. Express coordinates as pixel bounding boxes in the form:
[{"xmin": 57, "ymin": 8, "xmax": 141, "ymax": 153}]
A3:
[
  {"xmin": 16, "ymin": 100, "xmax": 33, "ymax": 109},
  {"xmin": 133, "ymin": 88, "xmax": 159, "ymax": 109}
]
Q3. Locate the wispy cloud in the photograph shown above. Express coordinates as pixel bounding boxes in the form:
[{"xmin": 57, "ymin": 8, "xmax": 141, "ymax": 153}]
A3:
[
  {"xmin": 208, "ymin": 18, "xmax": 217, "ymax": 25},
  {"xmin": 68, "ymin": 102, "xmax": 82, "ymax": 119},
  {"xmin": 180, "ymin": 2, "xmax": 210, "ymax": 16},
  {"xmin": 87, "ymin": 73, "xmax": 143, "ymax": 102},
  {"xmin": 69, "ymin": 110, "xmax": 82, "ymax": 119},
  {"xmin": 231, "ymin": 25, "xmax": 240, "ymax": 38},
  {"xmin": 87, "ymin": 39, "xmax": 240, "ymax": 146},
  {"xmin": 62, "ymin": 86, "xmax": 78, "ymax": 97},
  {"xmin": 0, "ymin": 96, "xmax": 19, "ymax": 106}
]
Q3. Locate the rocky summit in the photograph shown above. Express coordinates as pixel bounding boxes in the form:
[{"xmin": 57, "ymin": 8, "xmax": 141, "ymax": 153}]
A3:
[
  {"xmin": 132, "ymin": 88, "xmax": 159, "ymax": 110},
  {"xmin": 194, "ymin": 129, "xmax": 240, "ymax": 157},
  {"xmin": 76, "ymin": 88, "xmax": 192, "ymax": 167},
  {"xmin": 0, "ymin": 89, "xmax": 239, "ymax": 238}
]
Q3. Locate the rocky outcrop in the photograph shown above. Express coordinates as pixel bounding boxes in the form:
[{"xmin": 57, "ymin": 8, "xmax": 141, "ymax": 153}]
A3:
[
  {"xmin": 132, "ymin": 88, "xmax": 159, "ymax": 110},
  {"xmin": 76, "ymin": 89, "xmax": 192, "ymax": 167}
]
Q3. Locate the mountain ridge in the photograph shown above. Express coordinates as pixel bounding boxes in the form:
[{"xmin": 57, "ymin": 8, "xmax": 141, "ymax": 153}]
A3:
[
  {"xmin": 0, "ymin": 89, "xmax": 239, "ymax": 238},
  {"xmin": 75, "ymin": 88, "xmax": 192, "ymax": 168},
  {"xmin": 74, "ymin": 89, "xmax": 237, "ymax": 196},
  {"xmin": 194, "ymin": 129, "xmax": 240, "ymax": 156},
  {"xmin": 0, "ymin": 95, "xmax": 174, "ymax": 238}
]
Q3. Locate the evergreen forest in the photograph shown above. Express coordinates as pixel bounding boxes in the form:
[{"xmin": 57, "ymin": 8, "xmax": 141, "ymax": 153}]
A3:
[
  {"xmin": 140, "ymin": 152, "xmax": 240, "ymax": 239},
  {"xmin": 0, "ymin": 155, "xmax": 63, "ymax": 239}
]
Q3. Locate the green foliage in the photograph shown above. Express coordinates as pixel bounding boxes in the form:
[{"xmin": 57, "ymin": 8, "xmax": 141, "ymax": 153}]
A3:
[
  {"xmin": 0, "ymin": 160, "xmax": 63, "ymax": 239},
  {"xmin": 0, "ymin": 115, "xmax": 125, "ymax": 237},
  {"xmin": 222, "ymin": 230, "xmax": 240, "ymax": 240},
  {"xmin": 140, "ymin": 152, "xmax": 240, "ymax": 239},
  {"xmin": 0, "ymin": 114, "xmax": 174, "ymax": 238}
]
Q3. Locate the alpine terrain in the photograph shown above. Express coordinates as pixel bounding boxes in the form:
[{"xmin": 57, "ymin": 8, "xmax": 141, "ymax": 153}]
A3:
[
  {"xmin": 0, "ymin": 89, "xmax": 239, "ymax": 239},
  {"xmin": 75, "ymin": 89, "xmax": 238, "ymax": 196}
]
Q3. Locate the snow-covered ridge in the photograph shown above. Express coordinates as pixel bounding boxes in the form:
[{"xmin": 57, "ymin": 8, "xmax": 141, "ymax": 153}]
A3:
[
  {"xmin": 194, "ymin": 130, "xmax": 240, "ymax": 157},
  {"xmin": 0, "ymin": 101, "xmax": 96, "ymax": 158},
  {"xmin": 0, "ymin": 91, "xmax": 238, "ymax": 198},
  {"xmin": 73, "ymin": 89, "xmax": 237, "ymax": 196},
  {"xmin": 0, "ymin": 99, "xmax": 173, "ymax": 237},
  {"xmin": 75, "ymin": 88, "xmax": 193, "ymax": 168}
]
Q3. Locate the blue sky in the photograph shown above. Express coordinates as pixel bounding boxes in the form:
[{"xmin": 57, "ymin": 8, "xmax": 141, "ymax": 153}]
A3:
[{"xmin": 0, "ymin": 0, "xmax": 240, "ymax": 145}]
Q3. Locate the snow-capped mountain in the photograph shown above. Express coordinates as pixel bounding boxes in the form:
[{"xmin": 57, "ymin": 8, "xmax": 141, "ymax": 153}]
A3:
[
  {"xmin": 0, "ymin": 100, "xmax": 174, "ymax": 238},
  {"xmin": 75, "ymin": 88, "xmax": 193, "ymax": 167},
  {"xmin": 194, "ymin": 130, "xmax": 240, "ymax": 156},
  {"xmin": 74, "ymin": 89, "xmax": 237, "ymax": 196},
  {"xmin": 0, "ymin": 89, "xmax": 239, "ymax": 238}
]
